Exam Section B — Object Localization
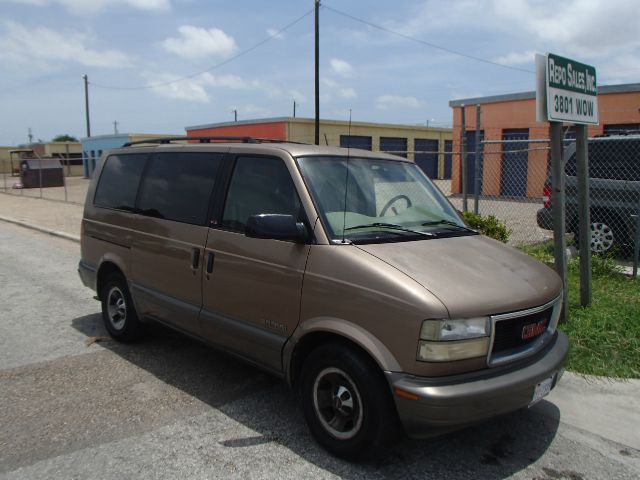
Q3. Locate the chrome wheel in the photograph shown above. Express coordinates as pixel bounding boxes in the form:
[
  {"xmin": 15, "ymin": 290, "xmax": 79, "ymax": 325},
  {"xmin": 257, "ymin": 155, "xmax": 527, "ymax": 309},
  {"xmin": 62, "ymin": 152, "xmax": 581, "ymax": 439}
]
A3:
[
  {"xmin": 590, "ymin": 222, "xmax": 615, "ymax": 252},
  {"xmin": 312, "ymin": 367, "xmax": 363, "ymax": 440},
  {"xmin": 106, "ymin": 286, "xmax": 127, "ymax": 331}
]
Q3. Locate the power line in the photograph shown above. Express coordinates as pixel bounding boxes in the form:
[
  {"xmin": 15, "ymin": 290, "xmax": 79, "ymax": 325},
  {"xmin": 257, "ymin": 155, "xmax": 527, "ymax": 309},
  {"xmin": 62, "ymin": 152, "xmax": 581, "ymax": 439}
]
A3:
[
  {"xmin": 91, "ymin": 8, "xmax": 314, "ymax": 91},
  {"xmin": 322, "ymin": 5, "xmax": 535, "ymax": 75}
]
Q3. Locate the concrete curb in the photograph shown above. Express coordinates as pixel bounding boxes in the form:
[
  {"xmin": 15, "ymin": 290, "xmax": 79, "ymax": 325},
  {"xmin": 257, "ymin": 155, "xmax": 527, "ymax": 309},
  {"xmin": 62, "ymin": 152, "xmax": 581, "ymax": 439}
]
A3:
[{"xmin": 0, "ymin": 215, "xmax": 80, "ymax": 243}]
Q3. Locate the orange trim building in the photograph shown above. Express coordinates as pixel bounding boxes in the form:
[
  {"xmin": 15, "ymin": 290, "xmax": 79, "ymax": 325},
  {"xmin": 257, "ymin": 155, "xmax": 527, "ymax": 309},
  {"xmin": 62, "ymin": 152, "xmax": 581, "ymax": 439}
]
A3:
[{"xmin": 448, "ymin": 83, "xmax": 640, "ymax": 198}]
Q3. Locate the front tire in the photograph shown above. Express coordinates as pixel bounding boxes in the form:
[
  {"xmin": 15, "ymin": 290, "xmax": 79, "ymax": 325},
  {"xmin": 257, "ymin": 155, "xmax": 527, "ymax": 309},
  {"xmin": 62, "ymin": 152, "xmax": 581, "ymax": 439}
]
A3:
[
  {"xmin": 100, "ymin": 273, "xmax": 144, "ymax": 342},
  {"xmin": 299, "ymin": 343, "xmax": 400, "ymax": 460}
]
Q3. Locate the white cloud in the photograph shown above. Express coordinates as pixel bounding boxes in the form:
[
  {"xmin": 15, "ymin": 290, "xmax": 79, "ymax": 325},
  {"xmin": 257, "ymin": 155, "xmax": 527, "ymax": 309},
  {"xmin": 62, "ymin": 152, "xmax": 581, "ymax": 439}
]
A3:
[
  {"xmin": 376, "ymin": 94, "xmax": 424, "ymax": 110},
  {"xmin": 330, "ymin": 58, "xmax": 353, "ymax": 76},
  {"xmin": 340, "ymin": 88, "xmax": 357, "ymax": 99},
  {"xmin": 321, "ymin": 77, "xmax": 357, "ymax": 100},
  {"xmin": 162, "ymin": 26, "xmax": 237, "ymax": 60},
  {"xmin": 0, "ymin": 21, "xmax": 131, "ymax": 69},
  {"xmin": 3, "ymin": 0, "xmax": 170, "ymax": 15},
  {"xmin": 267, "ymin": 28, "xmax": 286, "ymax": 40},
  {"xmin": 145, "ymin": 72, "xmax": 282, "ymax": 103},
  {"xmin": 492, "ymin": 50, "xmax": 537, "ymax": 66},
  {"xmin": 145, "ymin": 73, "xmax": 211, "ymax": 103}
]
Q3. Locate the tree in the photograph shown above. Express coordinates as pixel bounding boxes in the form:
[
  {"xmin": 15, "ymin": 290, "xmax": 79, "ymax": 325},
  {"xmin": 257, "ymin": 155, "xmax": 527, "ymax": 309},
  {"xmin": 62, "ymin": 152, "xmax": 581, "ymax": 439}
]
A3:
[{"xmin": 52, "ymin": 134, "xmax": 79, "ymax": 142}]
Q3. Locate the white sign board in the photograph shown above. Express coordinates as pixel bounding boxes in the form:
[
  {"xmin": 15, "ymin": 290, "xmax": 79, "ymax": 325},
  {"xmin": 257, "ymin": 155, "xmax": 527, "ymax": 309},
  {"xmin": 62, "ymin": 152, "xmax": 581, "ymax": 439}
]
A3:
[{"xmin": 536, "ymin": 53, "xmax": 599, "ymax": 125}]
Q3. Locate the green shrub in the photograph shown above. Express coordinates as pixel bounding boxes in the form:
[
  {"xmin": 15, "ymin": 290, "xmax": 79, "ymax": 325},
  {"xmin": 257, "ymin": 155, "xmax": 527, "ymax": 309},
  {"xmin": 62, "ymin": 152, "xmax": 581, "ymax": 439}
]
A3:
[{"xmin": 461, "ymin": 211, "xmax": 512, "ymax": 243}]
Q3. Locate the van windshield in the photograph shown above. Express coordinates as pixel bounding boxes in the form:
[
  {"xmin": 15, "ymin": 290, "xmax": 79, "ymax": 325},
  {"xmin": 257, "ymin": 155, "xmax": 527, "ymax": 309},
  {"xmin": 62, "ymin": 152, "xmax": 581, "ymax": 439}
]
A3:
[{"xmin": 297, "ymin": 155, "xmax": 474, "ymax": 243}]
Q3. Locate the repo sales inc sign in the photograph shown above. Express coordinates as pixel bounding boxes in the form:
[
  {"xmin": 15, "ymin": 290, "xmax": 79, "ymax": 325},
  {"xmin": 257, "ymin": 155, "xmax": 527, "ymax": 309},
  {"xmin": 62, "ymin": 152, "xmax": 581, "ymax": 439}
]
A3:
[{"xmin": 544, "ymin": 53, "xmax": 599, "ymax": 125}]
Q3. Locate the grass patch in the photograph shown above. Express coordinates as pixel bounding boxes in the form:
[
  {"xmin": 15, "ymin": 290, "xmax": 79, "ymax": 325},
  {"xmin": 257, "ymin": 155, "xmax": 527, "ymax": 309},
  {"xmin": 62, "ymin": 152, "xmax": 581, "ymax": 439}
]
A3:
[{"xmin": 522, "ymin": 241, "xmax": 640, "ymax": 378}]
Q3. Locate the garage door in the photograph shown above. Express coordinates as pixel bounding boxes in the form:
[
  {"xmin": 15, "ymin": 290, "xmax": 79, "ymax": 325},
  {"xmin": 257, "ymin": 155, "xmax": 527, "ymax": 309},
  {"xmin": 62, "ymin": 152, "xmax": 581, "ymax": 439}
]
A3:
[
  {"xmin": 414, "ymin": 139, "xmax": 439, "ymax": 178},
  {"xmin": 340, "ymin": 135, "xmax": 372, "ymax": 150},
  {"xmin": 501, "ymin": 129, "xmax": 529, "ymax": 197},
  {"xmin": 465, "ymin": 130, "xmax": 484, "ymax": 194},
  {"xmin": 380, "ymin": 137, "xmax": 408, "ymax": 158},
  {"xmin": 444, "ymin": 140, "xmax": 452, "ymax": 179}
]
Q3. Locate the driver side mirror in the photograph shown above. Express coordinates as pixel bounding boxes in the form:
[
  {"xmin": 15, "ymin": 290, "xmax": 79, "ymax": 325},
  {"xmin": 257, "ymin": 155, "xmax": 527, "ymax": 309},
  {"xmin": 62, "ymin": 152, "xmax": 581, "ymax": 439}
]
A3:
[{"xmin": 245, "ymin": 214, "xmax": 309, "ymax": 243}]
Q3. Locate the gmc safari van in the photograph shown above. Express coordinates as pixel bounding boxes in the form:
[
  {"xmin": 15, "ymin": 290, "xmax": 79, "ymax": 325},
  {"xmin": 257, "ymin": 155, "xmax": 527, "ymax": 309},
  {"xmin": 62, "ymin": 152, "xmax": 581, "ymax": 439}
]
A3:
[{"xmin": 79, "ymin": 137, "xmax": 568, "ymax": 459}]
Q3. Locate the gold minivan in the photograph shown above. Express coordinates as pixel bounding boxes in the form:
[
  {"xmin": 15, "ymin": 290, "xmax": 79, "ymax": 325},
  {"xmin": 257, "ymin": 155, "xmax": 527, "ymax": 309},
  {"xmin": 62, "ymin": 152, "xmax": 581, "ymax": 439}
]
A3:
[{"xmin": 79, "ymin": 137, "xmax": 568, "ymax": 459}]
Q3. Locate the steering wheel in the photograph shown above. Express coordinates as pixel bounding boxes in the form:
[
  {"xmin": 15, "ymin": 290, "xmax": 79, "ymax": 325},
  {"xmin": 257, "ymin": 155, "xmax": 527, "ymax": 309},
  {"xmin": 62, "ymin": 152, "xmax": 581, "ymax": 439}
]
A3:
[{"xmin": 380, "ymin": 194, "xmax": 412, "ymax": 216}]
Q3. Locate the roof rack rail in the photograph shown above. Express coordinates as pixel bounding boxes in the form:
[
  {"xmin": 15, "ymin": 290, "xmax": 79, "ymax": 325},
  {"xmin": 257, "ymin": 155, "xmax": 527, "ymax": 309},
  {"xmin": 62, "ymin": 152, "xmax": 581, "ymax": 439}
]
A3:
[{"xmin": 122, "ymin": 136, "xmax": 308, "ymax": 147}]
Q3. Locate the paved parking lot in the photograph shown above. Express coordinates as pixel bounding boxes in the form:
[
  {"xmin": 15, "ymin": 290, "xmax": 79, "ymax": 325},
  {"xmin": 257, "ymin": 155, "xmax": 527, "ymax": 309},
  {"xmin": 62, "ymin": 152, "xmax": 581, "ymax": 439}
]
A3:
[{"xmin": 1, "ymin": 221, "xmax": 639, "ymax": 479}]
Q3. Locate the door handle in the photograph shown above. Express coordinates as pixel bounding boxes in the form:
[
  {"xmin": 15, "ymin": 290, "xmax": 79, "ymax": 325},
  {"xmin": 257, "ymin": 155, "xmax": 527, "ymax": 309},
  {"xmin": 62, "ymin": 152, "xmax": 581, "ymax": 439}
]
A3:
[
  {"xmin": 206, "ymin": 252, "xmax": 215, "ymax": 274},
  {"xmin": 191, "ymin": 248, "xmax": 200, "ymax": 269}
]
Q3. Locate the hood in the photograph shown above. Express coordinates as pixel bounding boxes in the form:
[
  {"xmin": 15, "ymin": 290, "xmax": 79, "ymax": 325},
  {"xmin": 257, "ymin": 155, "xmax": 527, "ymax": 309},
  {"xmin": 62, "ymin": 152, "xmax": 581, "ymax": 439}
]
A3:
[{"xmin": 357, "ymin": 235, "xmax": 561, "ymax": 318}]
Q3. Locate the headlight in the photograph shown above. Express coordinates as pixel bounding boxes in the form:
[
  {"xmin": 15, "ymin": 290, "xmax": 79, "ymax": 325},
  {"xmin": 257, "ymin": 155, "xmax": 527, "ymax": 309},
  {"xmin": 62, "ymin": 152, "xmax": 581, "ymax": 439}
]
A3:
[
  {"xmin": 420, "ymin": 317, "xmax": 489, "ymax": 341},
  {"xmin": 417, "ymin": 317, "xmax": 491, "ymax": 362}
]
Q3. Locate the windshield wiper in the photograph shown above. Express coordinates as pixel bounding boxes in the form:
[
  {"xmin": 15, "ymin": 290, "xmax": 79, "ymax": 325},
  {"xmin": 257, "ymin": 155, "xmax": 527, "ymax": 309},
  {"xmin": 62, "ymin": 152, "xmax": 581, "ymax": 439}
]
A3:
[
  {"xmin": 344, "ymin": 222, "xmax": 435, "ymax": 237},
  {"xmin": 421, "ymin": 219, "xmax": 477, "ymax": 233}
]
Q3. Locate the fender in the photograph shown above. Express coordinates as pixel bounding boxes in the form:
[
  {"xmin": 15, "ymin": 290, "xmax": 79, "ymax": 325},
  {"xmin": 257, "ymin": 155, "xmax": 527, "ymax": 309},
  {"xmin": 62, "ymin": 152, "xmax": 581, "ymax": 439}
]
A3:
[{"xmin": 283, "ymin": 316, "xmax": 403, "ymax": 384}]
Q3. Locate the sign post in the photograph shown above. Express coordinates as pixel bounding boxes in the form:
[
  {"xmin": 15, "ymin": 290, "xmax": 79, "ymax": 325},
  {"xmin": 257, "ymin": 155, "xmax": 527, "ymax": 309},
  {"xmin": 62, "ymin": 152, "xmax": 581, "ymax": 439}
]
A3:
[{"xmin": 537, "ymin": 52, "xmax": 598, "ymax": 315}]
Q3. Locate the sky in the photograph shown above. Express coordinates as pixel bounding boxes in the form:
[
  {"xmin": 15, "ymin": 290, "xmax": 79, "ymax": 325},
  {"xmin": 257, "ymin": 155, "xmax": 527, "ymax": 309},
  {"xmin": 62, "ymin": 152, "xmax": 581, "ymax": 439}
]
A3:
[{"xmin": 0, "ymin": 0, "xmax": 638, "ymax": 145}]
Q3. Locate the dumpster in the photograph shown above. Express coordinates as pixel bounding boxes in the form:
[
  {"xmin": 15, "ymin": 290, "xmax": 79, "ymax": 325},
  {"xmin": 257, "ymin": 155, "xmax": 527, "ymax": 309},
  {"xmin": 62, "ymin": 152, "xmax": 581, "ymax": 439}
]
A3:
[{"xmin": 19, "ymin": 158, "xmax": 65, "ymax": 188}]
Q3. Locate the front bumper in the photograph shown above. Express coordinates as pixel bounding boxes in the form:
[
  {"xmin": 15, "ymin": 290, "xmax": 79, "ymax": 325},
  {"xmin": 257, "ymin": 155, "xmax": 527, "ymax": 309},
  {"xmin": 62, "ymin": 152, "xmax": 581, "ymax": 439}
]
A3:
[{"xmin": 387, "ymin": 331, "xmax": 569, "ymax": 438}]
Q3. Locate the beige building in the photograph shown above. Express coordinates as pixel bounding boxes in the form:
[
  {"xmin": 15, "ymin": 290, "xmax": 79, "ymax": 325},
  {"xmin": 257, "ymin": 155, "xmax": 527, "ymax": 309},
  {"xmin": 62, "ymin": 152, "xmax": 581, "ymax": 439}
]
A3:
[{"xmin": 186, "ymin": 117, "xmax": 454, "ymax": 179}]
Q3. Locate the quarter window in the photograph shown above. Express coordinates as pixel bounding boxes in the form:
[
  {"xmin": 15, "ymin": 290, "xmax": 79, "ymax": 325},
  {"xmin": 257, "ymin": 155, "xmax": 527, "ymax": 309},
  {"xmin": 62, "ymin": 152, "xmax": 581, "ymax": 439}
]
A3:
[
  {"xmin": 137, "ymin": 152, "xmax": 223, "ymax": 225},
  {"xmin": 221, "ymin": 156, "xmax": 302, "ymax": 232},
  {"xmin": 94, "ymin": 154, "xmax": 146, "ymax": 211}
]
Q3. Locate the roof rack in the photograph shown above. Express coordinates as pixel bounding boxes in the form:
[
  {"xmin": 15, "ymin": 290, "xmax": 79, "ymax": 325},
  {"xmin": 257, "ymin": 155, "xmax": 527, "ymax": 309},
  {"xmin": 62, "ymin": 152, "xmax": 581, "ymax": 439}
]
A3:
[{"xmin": 122, "ymin": 136, "xmax": 308, "ymax": 147}]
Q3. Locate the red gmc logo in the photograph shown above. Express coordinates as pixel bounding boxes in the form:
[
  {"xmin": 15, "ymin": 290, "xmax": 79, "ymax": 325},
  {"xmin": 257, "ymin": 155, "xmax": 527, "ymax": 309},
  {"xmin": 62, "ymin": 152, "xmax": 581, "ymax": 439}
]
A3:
[{"xmin": 521, "ymin": 320, "xmax": 549, "ymax": 340}]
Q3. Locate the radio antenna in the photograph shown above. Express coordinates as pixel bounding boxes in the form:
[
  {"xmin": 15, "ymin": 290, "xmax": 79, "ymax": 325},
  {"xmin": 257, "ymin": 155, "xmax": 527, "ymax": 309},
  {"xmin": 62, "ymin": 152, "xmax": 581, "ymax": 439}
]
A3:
[{"xmin": 341, "ymin": 109, "xmax": 352, "ymax": 244}]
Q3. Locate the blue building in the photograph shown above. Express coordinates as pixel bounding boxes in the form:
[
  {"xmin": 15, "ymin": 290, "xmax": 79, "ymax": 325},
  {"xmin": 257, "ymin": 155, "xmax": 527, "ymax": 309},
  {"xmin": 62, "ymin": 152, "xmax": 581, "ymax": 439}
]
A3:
[{"xmin": 81, "ymin": 133, "xmax": 176, "ymax": 177}]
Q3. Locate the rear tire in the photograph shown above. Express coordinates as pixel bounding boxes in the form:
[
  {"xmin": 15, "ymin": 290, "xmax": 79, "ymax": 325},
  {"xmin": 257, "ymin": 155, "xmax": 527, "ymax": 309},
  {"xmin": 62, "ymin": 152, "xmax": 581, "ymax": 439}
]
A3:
[
  {"xmin": 574, "ymin": 216, "xmax": 624, "ymax": 253},
  {"xmin": 299, "ymin": 343, "xmax": 400, "ymax": 460},
  {"xmin": 100, "ymin": 273, "xmax": 144, "ymax": 342}
]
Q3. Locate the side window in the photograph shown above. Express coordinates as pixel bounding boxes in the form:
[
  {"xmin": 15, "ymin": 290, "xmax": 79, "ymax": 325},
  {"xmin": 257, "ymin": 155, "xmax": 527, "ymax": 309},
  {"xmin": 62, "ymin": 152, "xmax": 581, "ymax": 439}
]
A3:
[
  {"xmin": 221, "ymin": 156, "xmax": 302, "ymax": 232},
  {"xmin": 94, "ymin": 154, "xmax": 146, "ymax": 211},
  {"xmin": 137, "ymin": 152, "xmax": 223, "ymax": 225}
]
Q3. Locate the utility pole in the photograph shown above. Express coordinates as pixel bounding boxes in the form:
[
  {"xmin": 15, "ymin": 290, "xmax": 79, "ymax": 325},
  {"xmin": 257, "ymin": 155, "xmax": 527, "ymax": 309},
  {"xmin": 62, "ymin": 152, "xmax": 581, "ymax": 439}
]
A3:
[
  {"xmin": 314, "ymin": 0, "xmax": 320, "ymax": 145},
  {"xmin": 293, "ymin": 100, "xmax": 296, "ymax": 118},
  {"xmin": 233, "ymin": 109, "xmax": 238, "ymax": 122},
  {"xmin": 82, "ymin": 74, "xmax": 91, "ymax": 138},
  {"xmin": 28, "ymin": 128, "xmax": 33, "ymax": 144}
]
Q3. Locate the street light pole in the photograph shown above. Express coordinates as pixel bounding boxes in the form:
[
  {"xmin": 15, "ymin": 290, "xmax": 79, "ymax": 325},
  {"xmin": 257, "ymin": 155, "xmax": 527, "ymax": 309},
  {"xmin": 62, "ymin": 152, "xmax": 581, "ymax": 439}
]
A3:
[{"xmin": 82, "ymin": 74, "xmax": 91, "ymax": 138}]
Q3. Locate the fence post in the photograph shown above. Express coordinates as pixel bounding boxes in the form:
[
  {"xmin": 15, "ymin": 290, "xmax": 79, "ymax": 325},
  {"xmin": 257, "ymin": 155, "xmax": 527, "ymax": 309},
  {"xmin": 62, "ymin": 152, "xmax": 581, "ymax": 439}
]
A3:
[
  {"xmin": 38, "ymin": 155, "xmax": 43, "ymax": 199},
  {"xmin": 551, "ymin": 122, "xmax": 568, "ymax": 320},
  {"xmin": 633, "ymin": 210, "xmax": 639, "ymax": 279},
  {"xmin": 474, "ymin": 104, "xmax": 481, "ymax": 214},
  {"xmin": 575, "ymin": 124, "xmax": 591, "ymax": 305},
  {"xmin": 460, "ymin": 104, "xmax": 467, "ymax": 212}
]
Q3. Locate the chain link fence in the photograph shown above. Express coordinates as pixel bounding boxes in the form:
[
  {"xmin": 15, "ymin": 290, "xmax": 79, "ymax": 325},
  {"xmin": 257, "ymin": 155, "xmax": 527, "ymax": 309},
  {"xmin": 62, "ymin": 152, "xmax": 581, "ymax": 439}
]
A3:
[
  {"xmin": 1, "ymin": 155, "xmax": 89, "ymax": 205},
  {"xmin": 453, "ymin": 133, "xmax": 640, "ymax": 270}
]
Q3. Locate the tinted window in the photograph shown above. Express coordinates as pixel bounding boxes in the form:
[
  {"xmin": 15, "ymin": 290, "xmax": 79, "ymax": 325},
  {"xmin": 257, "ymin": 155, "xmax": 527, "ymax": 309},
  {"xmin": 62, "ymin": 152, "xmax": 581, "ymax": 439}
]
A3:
[
  {"xmin": 94, "ymin": 154, "xmax": 146, "ymax": 211},
  {"xmin": 137, "ymin": 152, "xmax": 223, "ymax": 225},
  {"xmin": 565, "ymin": 139, "xmax": 640, "ymax": 181},
  {"xmin": 221, "ymin": 156, "xmax": 302, "ymax": 232}
]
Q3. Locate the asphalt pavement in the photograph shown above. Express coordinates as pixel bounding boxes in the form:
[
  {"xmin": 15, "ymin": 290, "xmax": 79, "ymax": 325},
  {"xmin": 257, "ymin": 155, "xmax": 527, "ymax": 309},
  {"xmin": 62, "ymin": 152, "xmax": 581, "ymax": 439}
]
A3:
[{"xmin": 0, "ymin": 206, "xmax": 639, "ymax": 479}]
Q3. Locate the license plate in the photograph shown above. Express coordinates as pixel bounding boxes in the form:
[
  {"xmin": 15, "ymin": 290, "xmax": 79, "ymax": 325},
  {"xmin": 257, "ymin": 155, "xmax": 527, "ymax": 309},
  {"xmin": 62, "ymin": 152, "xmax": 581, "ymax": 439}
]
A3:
[{"xmin": 529, "ymin": 374, "xmax": 554, "ymax": 407}]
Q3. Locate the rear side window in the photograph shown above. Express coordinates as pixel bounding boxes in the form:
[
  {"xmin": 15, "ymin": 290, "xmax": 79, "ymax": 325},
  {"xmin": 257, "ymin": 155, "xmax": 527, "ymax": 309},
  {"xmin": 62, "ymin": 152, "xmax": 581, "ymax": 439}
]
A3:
[
  {"xmin": 565, "ymin": 140, "xmax": 640, "ymax": 181},
  {"xmin": 94, "ymin": 154, "xmax": 146, "ymax": 211},
  {"xmin": 137, "ymin": 152, "xmax": 223, "ymax": 225}
]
